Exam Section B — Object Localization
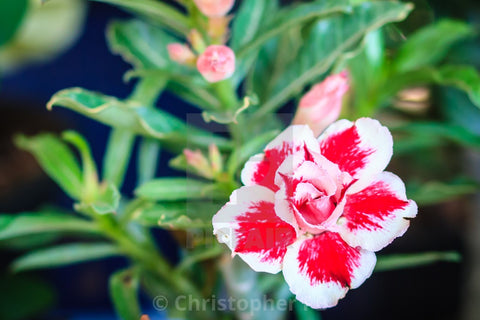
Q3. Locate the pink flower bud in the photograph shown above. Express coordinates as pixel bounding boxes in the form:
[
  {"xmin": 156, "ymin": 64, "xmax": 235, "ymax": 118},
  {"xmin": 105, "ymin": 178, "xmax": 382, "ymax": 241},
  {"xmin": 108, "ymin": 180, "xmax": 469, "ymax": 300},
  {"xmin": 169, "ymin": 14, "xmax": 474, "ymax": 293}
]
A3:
[
  {"xmin": 184, "ymin": 149, "xmax": 213, "ymax": 178},
  {"xmin": 208, "ymin": 144, "xmax": 222, "ymax": 173},
  {"xmin": 292, "ymin": 71, "xmax": 349, "ymax": 136},
  {"xmin": 167, "ymin": 43, "xmax": 196, "ymax": 65},
  {"xmin": 208, "ymin": 16, "xmax": 231, "ymax": 43},
  {"xmin": 196, "ymin": 45, "xmax": 235, "ymax": 83},
  {"xmin": 193, "ymin": 0, "xmax": 234, "ymax": 17}
]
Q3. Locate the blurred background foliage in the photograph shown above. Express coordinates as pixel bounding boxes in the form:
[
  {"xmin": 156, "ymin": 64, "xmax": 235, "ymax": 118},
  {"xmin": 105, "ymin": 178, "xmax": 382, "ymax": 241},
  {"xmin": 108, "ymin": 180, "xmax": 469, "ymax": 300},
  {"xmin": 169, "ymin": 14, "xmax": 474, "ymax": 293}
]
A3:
[{"xmin": 0, "ymin": 0, "xmax": 479, "ymax": 319}]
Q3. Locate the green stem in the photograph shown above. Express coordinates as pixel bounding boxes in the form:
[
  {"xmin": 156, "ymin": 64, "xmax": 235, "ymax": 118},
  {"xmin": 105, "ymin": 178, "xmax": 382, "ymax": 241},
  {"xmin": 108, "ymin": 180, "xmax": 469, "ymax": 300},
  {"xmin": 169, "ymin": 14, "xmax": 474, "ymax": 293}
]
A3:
[
  {"xmin": 212, "ymin": 80, "xmax": 238, "ymax": 111},
  {"xmin": 211, "ymin": 80, "xmax": 245, "ymax": 145},
  {"xmin": 130, "ymin": 75, "xmax": 168, "ymax": 106},
  {"xmin": 97, "ymin": 214, "xmax": 203, "ymax": 298}
]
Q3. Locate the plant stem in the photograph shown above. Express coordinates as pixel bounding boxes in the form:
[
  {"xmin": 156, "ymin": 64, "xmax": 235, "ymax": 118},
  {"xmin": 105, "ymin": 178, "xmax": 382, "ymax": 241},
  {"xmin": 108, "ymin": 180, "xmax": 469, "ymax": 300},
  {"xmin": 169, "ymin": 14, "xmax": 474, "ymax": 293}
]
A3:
[{"xmin": 96, "ymin": 214, "xmax": 204, "ymax": 299}]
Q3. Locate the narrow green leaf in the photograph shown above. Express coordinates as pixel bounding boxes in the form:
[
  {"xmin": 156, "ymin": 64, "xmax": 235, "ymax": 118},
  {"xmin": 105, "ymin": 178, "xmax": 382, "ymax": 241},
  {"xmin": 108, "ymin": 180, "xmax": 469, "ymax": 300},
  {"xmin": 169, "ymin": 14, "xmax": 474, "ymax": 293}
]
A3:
[
  {"xmin": 375, "ymin": 251, "xmax": 461, "ymax": 272},
  {"xmin": 227, "ymin": 130, "xmax": 279, "ymax": 176},
  {"xmin": 107, "ymin": 19, "xmax": 179, "ymax": 70},
  {"xmin": 0, "ymin": 0, "xmax": 28, "ymax": 46},
  {"xmin": 132, "ymin": 201, "xmax": 222, "ymax": 230},
  {"xmin": 62, "ymin": 130, "xmax": 99, "ymax": 199},
  {"xmin": 137, "ymin": 138, "xmax": 161, "ymax": 186},
  {"xmin": 394, "ymin": 19, "xmax": 474, "ymax": 73},
  {"xmin": 109, "ymin": 268, "xmax": 142, "ymax": 320},
  {"xmin": 294, "ymin": 300, "xmax": 322, "ymax": 320},
  {"xmin": 0, "ymin": 274, "xmax": 55, "ymax": 320},
  {"xmin": 391, "ymin": 122, "xmax": 480, "ymax": 150},
  {"xmin": 236, "ymin": 0, "xmax": 352, "ymax": 58},
  {"xmin": 234, "ymin": 0, "xmax": 350, "ymax": 85},
  {"xmin": 11, "ymin": 243, "xmax": 122, "ymax": 272},
  {"xmin": 432, "ymin": 65, "xmax": 480, "ymax": 108},
  {"xmin": 257, "ymin": 1, "xmax": 413, "ymax": 117},
  {"xmin": 176, "ymin": 244, "xmax": 223, "ymax": 273},
  {"xmin": 47, "ymin": 87, "xmax": 232, "ymax": 151},
  {"xmin": 135, "ymin": 178, "xmax": 226, "ymax": 201},
  {"xmin": 231, "ymin": 0, "xmax": 278, "ymax": 51},
  {"xmin": 0, "ymin": 212, "xmax": 99, "ymax": 240},
  {"xmin": 94, "ymin": 0, "xmax": 189, "ymax": 35},
  {"xmin": 378, "ymin": 65, "xmax": 480, "ymax": 109},
  {"xmin": 103, "ymin": 129, "xmax": 136, "ymax": 187},
  {"xmin": 75, "ymin": 182, "xmax": 121, "ymax": 215},
  {"xmin": 15, "ymin": 134, "xmax": 83, "ymax": 199},
  {"xmin": 407, "ymin": 179, "xmax": 479, "ymax": 206},
  {"xmin": 0, "ymin": 233, "xmax": 60, "ymax": 251}
]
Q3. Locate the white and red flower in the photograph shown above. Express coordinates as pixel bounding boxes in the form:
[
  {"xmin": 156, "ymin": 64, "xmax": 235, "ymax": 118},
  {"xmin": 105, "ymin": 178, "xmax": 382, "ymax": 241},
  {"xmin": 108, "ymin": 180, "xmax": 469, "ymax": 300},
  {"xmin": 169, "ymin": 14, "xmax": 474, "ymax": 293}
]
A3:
[{"xmin": 212, "ymin": 118, "xmax": 417, "ymax": 309}]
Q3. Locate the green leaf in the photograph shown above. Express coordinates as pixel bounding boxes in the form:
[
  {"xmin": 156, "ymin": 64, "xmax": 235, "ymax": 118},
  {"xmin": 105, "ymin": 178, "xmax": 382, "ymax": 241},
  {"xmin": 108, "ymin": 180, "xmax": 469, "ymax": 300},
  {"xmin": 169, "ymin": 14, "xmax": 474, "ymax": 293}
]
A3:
[
  {"xmin": 106, "ymin": 19, "xmax": 178, "ymax": 70},
  {"xmin": 234, "ymin": 0, "xmax": 350, "ymax": 86},
  {"xmin": 135, "ymin": 178, "xmax": 226, "ymax": 201},
  {"xmin": 132, "ymin": 201, "xmax": 222, "ymax": 229},
  {"xmin": 47, "ymin": 87, "xmax": 232, "ymax": 151},
  {"xmin": 103, "ymin": 129, "xmax": 136, "ymax": 187},
  {"xmin": 0, "ymin": 274, "xmax": 55, "ymax": 320},
  {"xmin": 176, "ymin": 244, "xmax": 223, "ymax": 273},
  {"xmin": 75, "ymin": 182, "xmax": 121, "ymax": 215},
  {"xmin": 15, "ymin": 133, "xmax": 83, "ymax": 199},
  {"xmin": 378, "ymin": 65, "xmax": 480, "ymax": 109},
  {"xmin": 137, "ymin": 138, "xmax": 161, "ymax": 186},
  {"xmin": 230, "ymin": 0, "xmax": 278, "ymax": 51},
  {"xmin": 109, "ymin": 268, "xmax": 142, "ymax": 320},
  {"xmin": 227, "ymin": 129, "xmax": 279, "ymax": 176},
  {"xmin": 257, "ymin": 1, "xmax": 413, "ymax": 117},
  {"xmin": 62, "ymin": 130, "xmax": 99, "ymax": 200},
  {"xmin": 0, "ymin": 212, "xmax": 99, "ymax": 241},
  {"xmin": 407, "ymin": 179, "xmax": 479, "ymax": 206},
  {"xmin": 11, "ymin": 243, "xmax": 122, "ymax": 272},
  {"xmin": 294, "ymin": 300, "xmax": 322, "ymax": 320},
  {"xmin": 93, "ymin": 0, "xmax": 189, "ymax": 35},
  {"xmin": 0, "ymin": 0, "xmax": 28, "ymax": 46},
  {"xmin": 391, "ymin": 122, "xmax": 480, "ymax": 151},
  {"xmin": 431, "ymin": 65, "xmax": 480, "ymax": 108},
  {"xmin": 236, "ymin": 0, "xmax": 352, "ymax": 59},
  {"xmin": 394, "ymin": 19, "xmax": 474, "ymax": 73},
  {"xmin": 375, "ymin": 251, "xmax": 461, "ymax": 272},
  {"xmin": 0, "ymin": 233, "xmax": 60, "ymax": 251}
]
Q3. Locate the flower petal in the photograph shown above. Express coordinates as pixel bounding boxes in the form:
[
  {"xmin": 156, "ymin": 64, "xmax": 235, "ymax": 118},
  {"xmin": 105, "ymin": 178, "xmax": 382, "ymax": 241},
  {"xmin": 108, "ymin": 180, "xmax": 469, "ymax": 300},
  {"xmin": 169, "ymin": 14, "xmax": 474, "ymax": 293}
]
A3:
[
  {"xmin": 337, "ymin": 171, "xmax": 418, "ymax": 252},
  {"xmin": 241, "ymin": 125, "xmax": 319, "ymax": 191},
  {"xmin": 212, "ymin": 185, "xmax": 297, "ymax": 273},
  {"xmin": 282, "ymin": 232, "xmax": 376, "ymax": 309},
  {"xmin": 318, "ymin": 118, "xmax": 393, "ymax": 181}
]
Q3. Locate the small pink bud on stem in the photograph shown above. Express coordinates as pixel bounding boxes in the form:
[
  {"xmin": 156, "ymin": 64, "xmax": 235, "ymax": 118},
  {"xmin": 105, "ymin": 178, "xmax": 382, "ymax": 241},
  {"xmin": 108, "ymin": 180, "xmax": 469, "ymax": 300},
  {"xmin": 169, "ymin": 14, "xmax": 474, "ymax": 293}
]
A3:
[
  {"xmin": 167, "ymin": 43, "xmax": 196, "ymax": 65},
  {"xmin": 196, "ymin": 45, "xmax": 235, "ymax": 83},
  {"xmin": 193, "ymin": 0, "xmax": 235, "ymax": 18},
  {"xmin": 292, "ymin": 71, "xmax": 349, "ymax": 136}
]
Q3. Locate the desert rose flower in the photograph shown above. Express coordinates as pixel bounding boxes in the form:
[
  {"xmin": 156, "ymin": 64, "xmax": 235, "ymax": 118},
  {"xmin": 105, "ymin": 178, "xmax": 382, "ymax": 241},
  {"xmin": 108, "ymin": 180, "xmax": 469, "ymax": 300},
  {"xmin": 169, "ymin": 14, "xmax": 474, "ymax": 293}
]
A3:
[
  {"xmin": 212, "ymin": 119, "xmax": 417, "ymax": 309},
  {"xmin": 292, "ymin": 71, "xmax": 349, "ymax": 136},
  {"xmin": 193, "ymin": 0, "xmax": 234, "ymax": 17},
  {"xmin": 197, "ymin": 45, "xmax": 235, "ymax": 83},
  {"xmin": 167, "ymin": 43, "xmax": 196, "ymax": 65}
]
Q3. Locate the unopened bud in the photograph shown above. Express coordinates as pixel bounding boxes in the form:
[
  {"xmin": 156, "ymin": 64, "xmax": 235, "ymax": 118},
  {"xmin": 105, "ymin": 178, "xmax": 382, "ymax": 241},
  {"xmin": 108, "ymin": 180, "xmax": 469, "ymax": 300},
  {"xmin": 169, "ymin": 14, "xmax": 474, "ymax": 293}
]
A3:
[
  {"xmin": 188, "ymin": 29, "xmax": 206, "ymax": 53},
  {"xmin": 292, "ymin": 71, "xmax": 349, "ymax": 136},
  {"xmin": 167, "ymin": 43, "xmax": 196, "ymax": 65},
  {"xmin": 196, "ymin": 45, "xmax": 235, "ymax": 83},
  {"xmin": 208, "ymin": 144, "xmax": 223, "ymax": 173},
  {"xmin": 193, "ymin": 0, "xmax": 234, "ymax": 18},
  {"xmin": 208, "ymin": 16, "xmax": 231, "ymax": 43}
]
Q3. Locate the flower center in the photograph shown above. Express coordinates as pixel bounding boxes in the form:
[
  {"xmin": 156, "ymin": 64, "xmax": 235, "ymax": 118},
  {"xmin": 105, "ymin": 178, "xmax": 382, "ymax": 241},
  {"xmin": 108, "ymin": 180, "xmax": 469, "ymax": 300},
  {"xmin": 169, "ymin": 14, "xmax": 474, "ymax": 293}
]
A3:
[{"xmin": 296, "ymin": 188, "xmax": 337, "ymax": 227}]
